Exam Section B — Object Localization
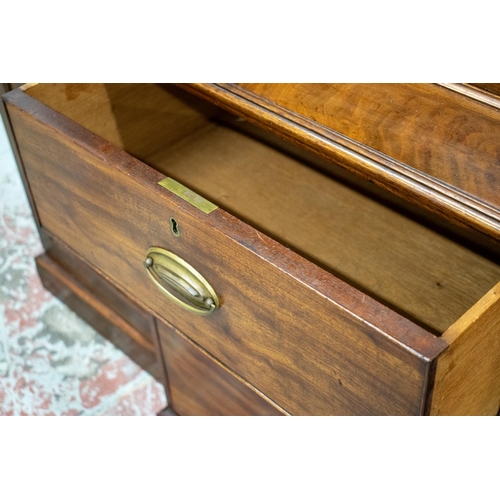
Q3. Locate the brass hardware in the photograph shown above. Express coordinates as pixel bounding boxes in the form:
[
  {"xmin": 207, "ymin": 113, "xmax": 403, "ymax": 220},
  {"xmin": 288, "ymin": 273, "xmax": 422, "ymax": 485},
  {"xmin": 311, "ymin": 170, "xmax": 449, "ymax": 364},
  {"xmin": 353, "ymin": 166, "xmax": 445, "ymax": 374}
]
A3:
[
  {"xmin": 143, "ymin": 247, "xmax": 219, "ymax": 315},
  {"xmin": 170, "ymin": 217, "xmax": 180, "ymax": 237},
  {"xmin": 158, "ymin": 177, "xmax": 218, "ymax": 214}
]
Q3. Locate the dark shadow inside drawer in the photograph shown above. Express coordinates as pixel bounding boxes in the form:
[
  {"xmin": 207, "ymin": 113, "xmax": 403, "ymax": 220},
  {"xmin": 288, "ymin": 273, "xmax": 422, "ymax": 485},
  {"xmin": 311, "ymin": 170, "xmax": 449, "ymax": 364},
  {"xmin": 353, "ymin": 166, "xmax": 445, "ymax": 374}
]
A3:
[{"xmin": 26, "ymin": 83, "xmax": 500, "ymax": 336}]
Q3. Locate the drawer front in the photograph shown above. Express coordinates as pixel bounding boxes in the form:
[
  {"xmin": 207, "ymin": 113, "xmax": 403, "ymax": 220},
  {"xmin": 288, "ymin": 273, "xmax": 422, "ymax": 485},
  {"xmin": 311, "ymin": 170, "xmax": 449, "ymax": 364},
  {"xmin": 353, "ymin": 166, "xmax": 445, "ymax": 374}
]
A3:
[
  {"xmin": 6, "ymin": 89, "xmax": 446, "ymax": 415},
  {"xmin": 158, "ymin": 319, "xmax": 284, "ymax": 416}
]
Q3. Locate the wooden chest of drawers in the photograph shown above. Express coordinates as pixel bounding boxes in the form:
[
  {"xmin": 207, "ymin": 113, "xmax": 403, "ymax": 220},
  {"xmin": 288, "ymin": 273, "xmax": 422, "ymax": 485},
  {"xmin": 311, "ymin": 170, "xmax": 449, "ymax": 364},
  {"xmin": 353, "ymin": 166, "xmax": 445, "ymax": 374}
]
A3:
[{"xmin": 4, "ymin": 83, "xmax": 500, "ymax": 415}]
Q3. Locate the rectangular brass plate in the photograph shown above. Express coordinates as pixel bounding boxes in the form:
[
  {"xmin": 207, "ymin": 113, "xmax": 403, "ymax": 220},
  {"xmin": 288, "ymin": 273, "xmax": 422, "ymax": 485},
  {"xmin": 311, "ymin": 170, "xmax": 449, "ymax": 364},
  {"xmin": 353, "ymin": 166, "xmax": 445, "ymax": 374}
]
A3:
[{"xmin": 158, "ymin": 177, "xmax": 218, "ymax": 214}]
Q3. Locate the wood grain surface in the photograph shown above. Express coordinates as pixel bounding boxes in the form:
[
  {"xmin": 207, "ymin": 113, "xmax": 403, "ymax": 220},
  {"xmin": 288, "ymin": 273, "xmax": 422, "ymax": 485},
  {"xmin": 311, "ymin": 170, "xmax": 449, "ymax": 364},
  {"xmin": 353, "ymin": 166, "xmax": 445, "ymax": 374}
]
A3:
[
  {"xmin": 4, "ymin": 86, "xmax": 448, "ymax": 415},
  {"xmin": 1, "ymin": 83, "xmax": 44, "ymax": 235},
  {"xmin": 181, "ymin": 83, "xmax": 500, "ymax": 241},
  {"xmin": 430, "ymin": 281, "xmax": 500, "ymax": 415},
  {"xmin": 437, "ymin": 84, "xmax": 500, "ymax": 118},
  {"xmin": 157, "ymin": 319, "xmax": 285, "ymax": 416},
  {"xmin": 26, "ymin": 83, "xmax": 221, "ymax": 161}
]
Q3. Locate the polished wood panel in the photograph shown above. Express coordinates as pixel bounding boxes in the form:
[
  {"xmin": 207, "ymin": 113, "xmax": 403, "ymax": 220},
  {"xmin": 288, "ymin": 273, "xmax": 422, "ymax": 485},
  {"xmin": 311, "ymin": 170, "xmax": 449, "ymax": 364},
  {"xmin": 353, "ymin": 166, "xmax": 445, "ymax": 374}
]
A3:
[
  {"xmin": 5, "ymin": 87, "xmax": 447, "ymax": 415},
  {"xmin": 430, "ymin": 281, "xmax": 500, "ymax": 416},
  {"xmin": 182, "ymin": 83, "xmax": 500, "ymax": 241},
  {"xmin": 158, "ymin": 319, "xmax": 284, "ymax": 416},
  {"xmin": 36, "ymin": 252, "xmax": 163, "ymax": 382},
  {"xmin": 439, "ymin": 84, "xmax": 500, "ymax": 112},
  {"xmin": 1, "ymin": 83, "xmax": 44, "ymax": 235}
]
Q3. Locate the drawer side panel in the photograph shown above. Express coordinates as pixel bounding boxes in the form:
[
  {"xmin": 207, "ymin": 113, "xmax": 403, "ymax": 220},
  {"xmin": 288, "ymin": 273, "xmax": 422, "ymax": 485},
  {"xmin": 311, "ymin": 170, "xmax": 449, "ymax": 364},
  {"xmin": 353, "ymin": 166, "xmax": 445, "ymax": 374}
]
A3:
[{"xmin": 431, "ymin": 281, "xmax": 500, "ymax": 416}]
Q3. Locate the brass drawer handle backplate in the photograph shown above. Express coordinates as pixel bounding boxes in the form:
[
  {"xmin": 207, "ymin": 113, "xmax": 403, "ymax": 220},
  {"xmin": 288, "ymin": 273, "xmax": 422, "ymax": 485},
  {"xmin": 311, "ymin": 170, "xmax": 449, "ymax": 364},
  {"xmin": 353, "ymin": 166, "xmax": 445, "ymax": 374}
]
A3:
[{"xmin": 143, "ymin": 247, "xmax": 219, "ymax": 315}]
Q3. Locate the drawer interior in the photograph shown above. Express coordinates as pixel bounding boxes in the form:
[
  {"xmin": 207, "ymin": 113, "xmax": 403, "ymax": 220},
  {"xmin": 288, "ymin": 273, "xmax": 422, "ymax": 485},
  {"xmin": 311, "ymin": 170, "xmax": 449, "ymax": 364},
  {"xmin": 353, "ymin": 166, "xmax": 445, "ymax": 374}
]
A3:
[{"xmin": 26, "ymin": 83, "xmax": 500, "ymax": 336}]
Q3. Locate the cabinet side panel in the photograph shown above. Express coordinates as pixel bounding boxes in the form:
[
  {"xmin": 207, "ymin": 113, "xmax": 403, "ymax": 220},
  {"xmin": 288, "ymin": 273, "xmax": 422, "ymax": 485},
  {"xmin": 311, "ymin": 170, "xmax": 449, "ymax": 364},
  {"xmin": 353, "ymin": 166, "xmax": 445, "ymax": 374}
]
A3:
[
  {"xmin": 431, "ymin": 281, "xmax": 500, "ymax": 416},
  {"xmin": 1, "ymin": 88, "xmax": 43, "ymax": 235}
]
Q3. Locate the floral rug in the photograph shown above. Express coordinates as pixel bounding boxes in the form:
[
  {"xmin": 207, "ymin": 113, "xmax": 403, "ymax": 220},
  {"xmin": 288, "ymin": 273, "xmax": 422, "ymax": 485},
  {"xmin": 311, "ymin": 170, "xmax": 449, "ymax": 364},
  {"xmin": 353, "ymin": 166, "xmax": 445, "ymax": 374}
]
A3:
[{"xmin": 0, "ymin": 114, "xmax": 166, "ymax": 415}]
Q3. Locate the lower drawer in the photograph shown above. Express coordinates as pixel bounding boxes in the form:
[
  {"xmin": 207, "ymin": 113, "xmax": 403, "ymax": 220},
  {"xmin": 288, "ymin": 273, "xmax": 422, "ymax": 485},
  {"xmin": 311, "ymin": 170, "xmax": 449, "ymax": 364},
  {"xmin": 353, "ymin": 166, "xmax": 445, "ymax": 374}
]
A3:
[
  {"xmin": 35, "ymin": 247, "xmax": 163, "ymax": 382},
  {"xmin": 158, "ymin": 320, "xmax": 284, "ymax": 416},
  {"xmin": 45, "ymin": 234, "xmax": 157, "ymax": 346}
]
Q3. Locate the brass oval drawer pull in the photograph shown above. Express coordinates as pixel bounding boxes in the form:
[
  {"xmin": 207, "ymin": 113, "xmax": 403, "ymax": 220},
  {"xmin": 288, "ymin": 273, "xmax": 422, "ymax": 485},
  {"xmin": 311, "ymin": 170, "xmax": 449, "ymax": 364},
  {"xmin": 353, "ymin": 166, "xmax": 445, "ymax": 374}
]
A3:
[{"xmin": 143, "ymin": 247, "xmax": 219, "ymax": 315}]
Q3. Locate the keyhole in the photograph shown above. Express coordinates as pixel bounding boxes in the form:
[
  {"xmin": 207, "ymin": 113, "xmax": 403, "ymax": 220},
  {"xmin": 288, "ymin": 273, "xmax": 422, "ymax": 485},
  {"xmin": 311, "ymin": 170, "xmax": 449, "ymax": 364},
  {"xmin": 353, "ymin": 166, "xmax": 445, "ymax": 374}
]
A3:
[{"xmin": 170, "ymin": 217, "xmax": 180, "ymax": 237}]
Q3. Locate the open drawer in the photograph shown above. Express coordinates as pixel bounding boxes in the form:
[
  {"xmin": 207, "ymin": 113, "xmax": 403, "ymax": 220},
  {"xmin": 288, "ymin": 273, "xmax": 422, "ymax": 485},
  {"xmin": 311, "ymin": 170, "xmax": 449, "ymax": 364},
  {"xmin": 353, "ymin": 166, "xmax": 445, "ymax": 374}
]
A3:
[{"xmin": 4, "ymin": 83, "xmax": 500, "ymax": 415}]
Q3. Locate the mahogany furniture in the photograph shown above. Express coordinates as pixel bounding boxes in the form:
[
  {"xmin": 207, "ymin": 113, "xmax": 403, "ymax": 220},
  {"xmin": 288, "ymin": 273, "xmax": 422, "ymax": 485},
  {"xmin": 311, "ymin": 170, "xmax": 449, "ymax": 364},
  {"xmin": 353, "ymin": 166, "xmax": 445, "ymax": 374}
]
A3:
[{"xmin": 3, "ymin": 83, "xmax": 500, "ymax": 415}]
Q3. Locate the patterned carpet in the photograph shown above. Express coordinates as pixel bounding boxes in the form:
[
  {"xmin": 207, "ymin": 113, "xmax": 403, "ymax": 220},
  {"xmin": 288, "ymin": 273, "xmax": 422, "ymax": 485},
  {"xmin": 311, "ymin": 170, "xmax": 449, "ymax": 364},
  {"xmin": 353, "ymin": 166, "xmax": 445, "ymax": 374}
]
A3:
[{"xmin": 0, "ymin": 113, "xmax": 167, "ymax": 415}]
